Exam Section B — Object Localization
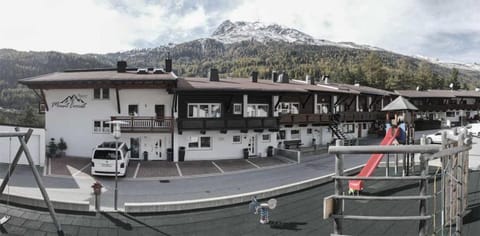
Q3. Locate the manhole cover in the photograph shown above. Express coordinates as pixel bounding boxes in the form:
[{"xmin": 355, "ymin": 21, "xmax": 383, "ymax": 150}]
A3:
[{"xmin": 159, "ymin": 180, "xmax": 170, "ymax": 183}]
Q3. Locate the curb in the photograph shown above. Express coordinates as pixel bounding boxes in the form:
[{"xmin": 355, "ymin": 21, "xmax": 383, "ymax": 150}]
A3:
[
  {"xmin": 124, "ymin": 165, "xmax": 364, "ymax": 213},
  {"xmin": 0, "ymin": 193, "xmax": 89, "ymax": 212}
]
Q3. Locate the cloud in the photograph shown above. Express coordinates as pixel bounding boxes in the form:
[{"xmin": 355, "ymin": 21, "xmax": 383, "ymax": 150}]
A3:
[{"xmin": 0, "ymin": 0, "xmax": 477, "ymax": 63}]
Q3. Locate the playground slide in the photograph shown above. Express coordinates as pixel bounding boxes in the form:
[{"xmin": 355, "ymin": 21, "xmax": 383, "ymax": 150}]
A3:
[{"xmin": 348, "ymin": 127, "xmax": 400, "ymax": 192}]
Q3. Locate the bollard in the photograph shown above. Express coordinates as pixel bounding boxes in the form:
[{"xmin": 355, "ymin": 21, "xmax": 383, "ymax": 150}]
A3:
[{"xmin": 91, "ymin": 182, "xmax": 103, "ymax": 211}]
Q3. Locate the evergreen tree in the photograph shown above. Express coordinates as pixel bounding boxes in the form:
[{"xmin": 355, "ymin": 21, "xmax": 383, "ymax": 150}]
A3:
[
  {"xmin": 416, "ymin": 62, "xmax": 434, "ymax": 90},
  {"xmin": 362, "ymin": 52, "xmax": 387, "ymax": 89},
  {"xmin": 449, "ymin": 68, "xmax": 461, "ymax": 90}
]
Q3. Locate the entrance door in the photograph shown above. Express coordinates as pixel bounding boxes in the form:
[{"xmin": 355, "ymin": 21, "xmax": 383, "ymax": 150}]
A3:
[
  {"xmin": 155, "ymin": 105, "xmax": 165, "ymax": 117},
  {"xmin": 130, "ymin": 137, "xmax": 140, "ymax": 159},
  {"xmin": 248, "ymin": 135, "xmax": 257, "ymax": 156},
  {"xmin": 154, "ymin": 138, "xmax": 166, "ymax": 160}
]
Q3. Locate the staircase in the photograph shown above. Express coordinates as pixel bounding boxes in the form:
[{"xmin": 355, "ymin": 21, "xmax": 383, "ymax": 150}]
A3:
[{"xmin": 329, "ymin": 115, "xmax": 355, "ymax": 146}]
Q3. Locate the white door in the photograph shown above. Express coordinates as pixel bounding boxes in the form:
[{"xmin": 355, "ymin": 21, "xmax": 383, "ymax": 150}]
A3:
[{"xmin": 248, "ymin": 135, "xmax": 257, "ymax": 156}]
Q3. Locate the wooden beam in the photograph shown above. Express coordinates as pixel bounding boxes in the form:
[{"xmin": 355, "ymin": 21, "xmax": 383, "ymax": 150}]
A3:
[
  {"xmin": 40, "ymin": 89, "xmax": 49, "ymax": 112},
  {"xmin": 301, "ymin": 94, "xmax": 312, "ymax": 109},
  {"xmin": 116, "ymin": 88, "xmax": 121, "ymax": 114}
]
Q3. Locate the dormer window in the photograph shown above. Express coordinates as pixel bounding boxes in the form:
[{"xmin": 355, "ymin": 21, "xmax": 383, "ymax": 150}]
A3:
[{"xmin": 94, "ymin": 88, "xmax": 109, "ymax": 99}]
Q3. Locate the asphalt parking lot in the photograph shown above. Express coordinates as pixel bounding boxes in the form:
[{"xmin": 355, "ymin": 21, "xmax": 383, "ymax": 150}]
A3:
[{"xmin": 47, "ymin": 156, "xmax": 292, "ymax": 179}]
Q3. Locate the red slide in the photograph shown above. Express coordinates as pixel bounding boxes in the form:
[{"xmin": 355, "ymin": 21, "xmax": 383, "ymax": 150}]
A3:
[{"xmin": 348, "ymin": 127, "xmax": 400, "ymax": 192}]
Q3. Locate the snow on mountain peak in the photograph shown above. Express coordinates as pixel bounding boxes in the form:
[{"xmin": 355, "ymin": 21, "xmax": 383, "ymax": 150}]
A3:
[{"xmin": 210, "ymin": 20, "xmax": 382, "ymax": 51}]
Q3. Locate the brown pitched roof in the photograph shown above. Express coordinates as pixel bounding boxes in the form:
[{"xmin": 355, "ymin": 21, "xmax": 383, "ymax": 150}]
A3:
[
  {"xmin": 177, "ymin": 77, "xmax": 360, "ymax": 94},
  {"xmin": 330, "ymin": 83, "xmax": 394, "ymax": 96},
  {"xmin": 19, "ymin": 70, "xmax": 177, "ymax": 88},
  {"xmin": 395, "ymin": 90, "xmax": 465, "ymax": 98}
]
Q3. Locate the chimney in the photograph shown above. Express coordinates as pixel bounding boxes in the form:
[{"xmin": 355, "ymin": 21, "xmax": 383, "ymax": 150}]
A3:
[
  {"xmin": 251, "ymin": 71, "xmax": 258, "ymax": 83},
  {"xmin": 279, "ymin": 71, "xmax": 289, "ymax": 83},
  {"xmin": 117, "ymin": 61, "xmax": 127, "ymax": 73},
  {"xmin": 209, "ymin": 68, "xmax": 219, "ymax": 82},
  {"xmin": 322, "ymin": 75, "xmax": 329, "ymax": 84},
  {"xmin": 307, "ymin": 75, "xmax": 315, "ymax": 85},
  {"xmin": 272, "ymin": 71, "xmax": 278, "ymax": 82},
  {"xmin": 165, "ymin": 52, "xmax": 172, "ymax": 72}
]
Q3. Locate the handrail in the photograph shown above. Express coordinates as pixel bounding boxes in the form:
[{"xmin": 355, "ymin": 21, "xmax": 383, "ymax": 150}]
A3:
[{"xmin": 329, "ymin": 144, "xmax": 441, "ymax": 154}]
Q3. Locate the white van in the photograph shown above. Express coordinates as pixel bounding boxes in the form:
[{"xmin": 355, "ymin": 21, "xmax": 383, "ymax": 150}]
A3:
[
  {"xmin": 468, "ymin": 123, "xmax": 480, "ymax": 137},
  {"xmin": 91, "ymin": 142, "xmax": 130, "ymax": 177}
]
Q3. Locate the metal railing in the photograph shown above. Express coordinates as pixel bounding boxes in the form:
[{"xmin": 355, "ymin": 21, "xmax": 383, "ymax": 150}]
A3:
[
  {"xmin": 325, "ymin": 128, "xmax": 472, "ymax": 236},
  {"xmin": 111, "ymin": 116, "xmax": 173, "ymax": 133}
]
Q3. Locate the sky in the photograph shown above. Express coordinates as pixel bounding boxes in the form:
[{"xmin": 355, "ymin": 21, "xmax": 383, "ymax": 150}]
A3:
[{"xmin": 0, "ymin": 0, "xmax": 478, "ymax": 63}]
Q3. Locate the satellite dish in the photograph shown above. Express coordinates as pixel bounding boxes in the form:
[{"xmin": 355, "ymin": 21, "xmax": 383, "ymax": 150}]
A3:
[
  {"xmin": 268, "ymin": 198, "xmax": 277, "ymax": 209},
  {"xmin": 449, "ymin": 83, "xmax": 454, "ymax": 88},
  {"xmin": 416, "ymin": 86, "xmax": 420, "ymax": 91}
]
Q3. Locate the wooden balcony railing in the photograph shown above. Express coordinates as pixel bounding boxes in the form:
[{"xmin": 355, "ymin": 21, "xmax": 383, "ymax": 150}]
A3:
[
  {"xmin": 177, "ymin": 117, "xmax": 279, "ymax": 131},
  {"xmin": 111, "ymin": 116, "xmax": 173, "ymax": 133},
  {"xmin": 279, "ymin": 114, "xmax": 331, "ymax": 125}
]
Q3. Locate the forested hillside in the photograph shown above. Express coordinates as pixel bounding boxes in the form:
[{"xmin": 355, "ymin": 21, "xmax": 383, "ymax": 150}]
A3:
[{"xmin": 0, "ymin": 39, "xmax": 479, "ymax": 127}]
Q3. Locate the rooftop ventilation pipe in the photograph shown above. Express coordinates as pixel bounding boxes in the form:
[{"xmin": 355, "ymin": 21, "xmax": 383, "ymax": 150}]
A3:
[
  {"xmin": 251, "ymin": 71, "xmax": 258, "ymax": 83},
  {"xmin": 165, "ymin": 52, "xmax": 172, "ymax": 72},
  {"xmin": 209, "ymin": 68, "xmax": 219, "ymax": 82},
  {"xmin": 117, "ymin": 61, "xmax": 127, "ymax": 73}
]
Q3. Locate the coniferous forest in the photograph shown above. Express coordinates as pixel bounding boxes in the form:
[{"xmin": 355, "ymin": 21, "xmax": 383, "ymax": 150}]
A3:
[{"xmin": 0, "ymin": 40, "xmax": 479, "ymax": 127}]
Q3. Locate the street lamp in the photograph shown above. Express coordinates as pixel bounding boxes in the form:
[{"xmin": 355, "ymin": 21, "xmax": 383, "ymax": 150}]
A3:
[{"xmin": 107, "ymin": 120, "xmax": 126, "ymax": 211}]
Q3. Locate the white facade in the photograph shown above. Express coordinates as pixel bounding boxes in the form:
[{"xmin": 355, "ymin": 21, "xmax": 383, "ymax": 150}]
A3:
[
  {"xmin": 44, "ymin": 88, "xmax": 173, "ymax": 159},
  {"xmin": 174, "ymin": 130, "xmax": 276, "ymax": 161},
  {"xmin": 0, "ymin": 125, "xmax": 45, "ymax": 166}
]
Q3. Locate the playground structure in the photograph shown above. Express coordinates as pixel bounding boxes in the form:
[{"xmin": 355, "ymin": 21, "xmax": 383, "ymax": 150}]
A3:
[
  {"xmin": 0, "ymin": 128, "xmax": 63, "ymax": 235},
  {"xmin": 348, "ymin": 96, "xmax": 418, "ymax": 193},
  {"xmin": 325, "ymin": 128, "xmax": 471, "ymax": 236}
]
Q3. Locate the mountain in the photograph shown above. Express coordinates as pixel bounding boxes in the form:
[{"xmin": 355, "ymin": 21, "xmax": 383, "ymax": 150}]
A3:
[
  {"xmin": 0, "ymin": 20, "xmax": 479, "ymax": 92},
  {"xmin": 210, "ymin": 20, "xmax": 382, "ymax": 51}
]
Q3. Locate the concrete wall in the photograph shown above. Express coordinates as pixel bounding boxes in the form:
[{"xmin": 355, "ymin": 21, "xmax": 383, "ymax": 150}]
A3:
[
  {"xmin": 0, "ymin": 125, "xmax": 45, "ymax": 166},
  {"xmin": 44, "ymin": 88, "xmax": 173, "ymax": 158}
]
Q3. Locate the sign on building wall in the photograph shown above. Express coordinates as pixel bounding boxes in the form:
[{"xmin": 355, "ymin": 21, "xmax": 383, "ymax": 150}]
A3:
[{"xmin": 52, "ymin": 94, "xmax": 87, "ymax": 108}]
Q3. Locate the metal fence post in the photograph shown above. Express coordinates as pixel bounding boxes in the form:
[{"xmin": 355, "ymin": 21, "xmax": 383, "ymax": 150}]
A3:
[
  {"xmin": 334, "ymin": 139, "xmax": 344, "ymax": 235},
  {"xmin": 455, "ymin": 132, "xmax": 465, "ymax": 236},
  {"xmin": 418, "ymin": 136, "xmax": 427, "ymax": 236}
]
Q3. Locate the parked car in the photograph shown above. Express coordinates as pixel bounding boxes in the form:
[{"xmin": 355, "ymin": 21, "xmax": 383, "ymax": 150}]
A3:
[
  {"xmin": 91, "ymin": 142, "xmax": 130, "ymax": 177},
  {"xmin": 425, "ymin": 130, "xmax": 455, "ymax": 144},
  {"xmin": 467, "ymin": 123, "xmax": 480, "ymax": 137}
]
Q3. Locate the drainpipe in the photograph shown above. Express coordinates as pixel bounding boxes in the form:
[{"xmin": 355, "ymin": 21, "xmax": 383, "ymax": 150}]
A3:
[{"xmin": 171, "ymin": 92, "xmax": 177, "ymax": 162}]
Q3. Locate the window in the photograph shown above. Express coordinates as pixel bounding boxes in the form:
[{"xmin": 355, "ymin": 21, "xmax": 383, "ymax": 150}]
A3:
[
  {"xmin": 278, "ymin": 102, "xmax": 300, "ymax": 114},
  {"xmin": 247, "ymin": 104, "xmax": 269, "ymax": 117},
  {"xmin": 233, "ymin": 103, "xmax": 242, "ymax": 115},
  {"xmin": 316, "ymin": 103, "xmax": 330, "ymax": 114},
  {"xmin": 307, "ymin": 128, "xmax": 312, "ymax": 134},
  {"xmin": 363, "ymin": 123, "xmax": 367, "ymax": 129},
  {"xmin": 233, "ymin": 135, "xmax": 242, "ymax": 144},
  {"xmin": 93, "ymin": 120, "xmax": 111, "ymax": 133},
  {"xmin": 291, "ymin": 130, "xmax": 300, "ymax": 139},
  {"xmin": 128, "ymin": 105, "xmax": 139, "ymax": 116},
  {"xmin": 188, "ymin": 136, "xmax": 212, "ymax": 149},
  {"xmin": 446, "ymin": 112, "xmax": 455, "ymax": 117},
  {"xmin": 262, "ymin": 134, "xmax": 271, "ymax": 142},
  {"xmin": 343, "ymin": 124, "xmax": 354, "ymax": 133},
  {"xmin": 188, "ymin": 103, "xmax": 222, "ymax": 118},
  {"xmin": 278, "ymin": 130, "xmax": 286, "ymax": 140},
  {"xmin": 94, "ymin": 88, "xmax": 109, "ymax": 99}
]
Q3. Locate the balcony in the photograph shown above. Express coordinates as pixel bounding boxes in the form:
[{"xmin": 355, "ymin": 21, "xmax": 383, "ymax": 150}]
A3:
[
  {"xmin": 416, "ymin": 104, "xmax": 480, "ymax": 111},
  {"xmin": 337, "ymin": 111, "xmax": 385, "ymax": 122},
  {"xmin": 177, "ymin": 117, "xmax": 279, "ymax": 131},
  {"xmin": 111, "ymin": 116, "xmax": 173, "ymax": 133},
  {"xmin": 279, "ymin": 114, "xmax": 331, "ymax": 125}
]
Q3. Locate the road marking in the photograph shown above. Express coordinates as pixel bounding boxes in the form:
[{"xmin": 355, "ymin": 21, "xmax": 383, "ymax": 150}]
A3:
[
  {"xmin": 72, "ymin": 163, "xmax": 91, "ymax": 177},
  {"xmin": 133, "ymin": 162, "xmax": 141, "ymax": 178},
  {"xmin": 211, "ymin": 161, "xmax": 224, "ymax": 173},
  {"xmin": 175, "ymin": 163, "xmax": 183, "ymax": 176},
  {"xmin": 246, "ymin": 160, "xmax": 261, "ymax": 169}
]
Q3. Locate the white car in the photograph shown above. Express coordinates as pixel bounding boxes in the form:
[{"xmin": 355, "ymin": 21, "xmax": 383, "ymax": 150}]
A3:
[
  {"xmin": 425, "ymin": 130, "xmax": 454, "ymax": 144},
  {"xmin": 91, "ymin": 142, "xmax": 130, "ymax": 176},
  {"xmin": 467, "ymin": 123, "xmax": 480, "ymax": 137}
]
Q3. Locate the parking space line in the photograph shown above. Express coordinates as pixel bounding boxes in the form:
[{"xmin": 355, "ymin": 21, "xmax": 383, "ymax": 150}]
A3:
[
  {"xmin": 211, "ymin": 161, "xmax": 224, "ymax": 173},
  {"xmin": 133, "ymin": 162, "xmax": 141, "ymax": 178},
  {"xmin": 246, "ymin": 160, "xmax": 261, "ymax": 169},
  {"xmin": 175, "ymin": 163, "xmax": 183, "ymax": 176},
  {"xmin": 72, "ymin": 163, "xmax": 91, "ymax": 176}
]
